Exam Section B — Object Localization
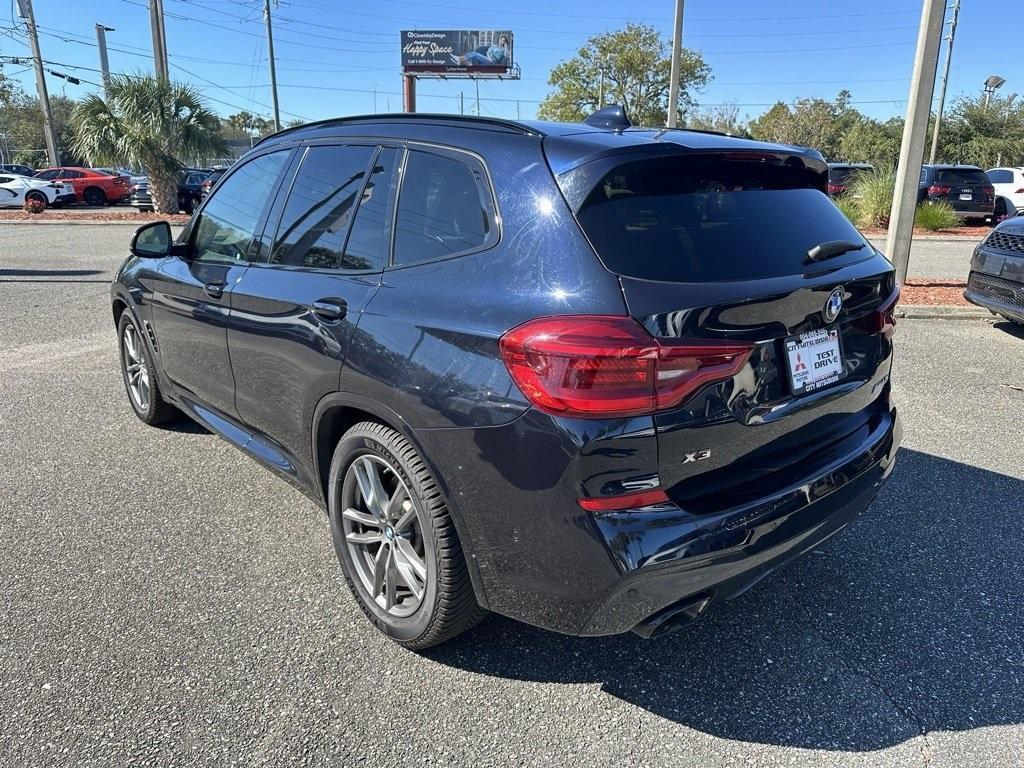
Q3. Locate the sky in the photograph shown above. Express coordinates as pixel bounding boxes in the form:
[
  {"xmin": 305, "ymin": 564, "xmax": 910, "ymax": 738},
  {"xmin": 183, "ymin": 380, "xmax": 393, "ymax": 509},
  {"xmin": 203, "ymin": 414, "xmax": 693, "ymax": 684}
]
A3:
[{"xmin": 0, "ymin": 0, "xmax": 1019, "ymax": 127}]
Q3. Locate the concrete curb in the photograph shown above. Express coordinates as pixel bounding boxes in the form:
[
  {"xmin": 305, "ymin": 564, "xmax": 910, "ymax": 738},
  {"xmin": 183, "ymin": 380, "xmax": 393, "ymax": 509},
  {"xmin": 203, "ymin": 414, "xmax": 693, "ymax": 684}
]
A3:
[
  {"xmin": 866, "ymin": 235, "xmax": 982, "ymax": 244},
  {"xmin": 896, "ymin": 305, "xmax": 993, "ymax": 320}
]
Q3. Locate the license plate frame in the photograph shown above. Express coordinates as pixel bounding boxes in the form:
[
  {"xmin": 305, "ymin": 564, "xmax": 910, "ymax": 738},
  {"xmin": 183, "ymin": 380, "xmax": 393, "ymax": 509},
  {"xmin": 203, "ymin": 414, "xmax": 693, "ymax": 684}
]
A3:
[
  {"xmin": 959, "ymin": 193, "xmax": 973, "ymax": 201},
  {"xmin": 784, "ymin": 327, "xmax": 847, "ymax": 395}
]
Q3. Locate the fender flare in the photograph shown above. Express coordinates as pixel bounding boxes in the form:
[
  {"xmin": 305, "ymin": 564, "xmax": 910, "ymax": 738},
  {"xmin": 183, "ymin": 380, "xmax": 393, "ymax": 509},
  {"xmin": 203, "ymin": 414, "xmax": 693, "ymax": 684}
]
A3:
[{"xmin": 311, "ymin": 390, "xmax": 490, "ymax": 609}]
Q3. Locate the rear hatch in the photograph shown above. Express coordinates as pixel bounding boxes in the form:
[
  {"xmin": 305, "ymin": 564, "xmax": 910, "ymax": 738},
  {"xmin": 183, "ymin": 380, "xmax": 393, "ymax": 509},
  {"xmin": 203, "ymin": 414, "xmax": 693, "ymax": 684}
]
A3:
[
  {"xmin": 927, "ymin": 167, "xmax": 994, "ymax": 211},
  {"xmin": 565, "ymin": 149, "xmax": 897, "ymax": 514}
]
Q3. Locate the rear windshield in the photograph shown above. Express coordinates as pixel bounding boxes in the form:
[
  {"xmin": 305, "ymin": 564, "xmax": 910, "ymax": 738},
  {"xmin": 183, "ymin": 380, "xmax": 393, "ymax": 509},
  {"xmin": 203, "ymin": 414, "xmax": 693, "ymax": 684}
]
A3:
[
  {"xmin": 576, "ymin": 154, "xmax": 868, "ymax": 282},
  {"xmin": 934, "ymin": 168, "xmax": 989, "ymax": 186},
  {"xmin": 828, "ymin": 166, "xmax": 870, "ymax": 184}
]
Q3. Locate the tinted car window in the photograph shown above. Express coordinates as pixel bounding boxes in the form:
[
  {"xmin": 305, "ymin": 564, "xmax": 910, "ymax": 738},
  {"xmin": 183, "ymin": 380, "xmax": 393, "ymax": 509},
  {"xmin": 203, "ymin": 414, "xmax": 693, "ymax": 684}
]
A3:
[
  {"xmin": 576, "ymin": 153, "xmax": 868, "ymax": 283},
  {"xmin": 934, "ymin": 168, "xmax": 989, "ymax": 186},
  {"xmin": 34, "ymin": 170, "xmax": 59, "ymax": 180},
  {"xmin": 271, "ymin": 145, "xmax": 374, "ymax": 269},
  {"xmin": 191, "ymin": 150, "xmax": 289, "ymax": 263},
  {"xmin": 63, "ymin": 170, "xmax": 85, "ymax": 179},
  {"xmin": 987, "ymin": 169, "xmax": 1013, "ymax": 184},
  {"xmin": 393, "ymin": 150, "xmax": 493, "ymax": 265},
  {"xmin": 342, "ymin": 147, "xmax": 400, "ymax": 271}
]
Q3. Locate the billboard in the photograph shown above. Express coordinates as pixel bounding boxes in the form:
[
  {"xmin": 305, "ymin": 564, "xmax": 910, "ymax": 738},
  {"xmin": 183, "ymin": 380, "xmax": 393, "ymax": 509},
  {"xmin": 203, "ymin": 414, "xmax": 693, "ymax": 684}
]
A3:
[{"xmin": 401, "ymin": 30, "xmax": 513, "ymax": 75}]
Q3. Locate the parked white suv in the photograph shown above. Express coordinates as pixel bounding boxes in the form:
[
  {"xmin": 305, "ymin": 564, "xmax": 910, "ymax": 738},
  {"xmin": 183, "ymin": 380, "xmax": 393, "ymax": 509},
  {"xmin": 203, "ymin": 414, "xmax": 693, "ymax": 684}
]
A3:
[{"xmin": 986, "ymin": 167, "xmax": 1024, "ymax": 219}]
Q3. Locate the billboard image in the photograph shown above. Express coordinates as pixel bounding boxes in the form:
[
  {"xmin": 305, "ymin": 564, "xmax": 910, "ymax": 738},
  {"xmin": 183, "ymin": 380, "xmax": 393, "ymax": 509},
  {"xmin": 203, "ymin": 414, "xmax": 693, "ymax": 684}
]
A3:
[{"xmin": 401, "ymin": 30, "xmax": 513, "ymax": 75}]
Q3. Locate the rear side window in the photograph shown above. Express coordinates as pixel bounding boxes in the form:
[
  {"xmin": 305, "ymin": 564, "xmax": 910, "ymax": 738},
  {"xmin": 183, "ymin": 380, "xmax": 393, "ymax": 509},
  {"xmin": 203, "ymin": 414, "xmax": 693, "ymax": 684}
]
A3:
[
  {"xmin": 191, "ymin": 150, "xmax": 290, "ymax": 263},
  {"xmin": 393, "ymin": 149, "xmax": 495, "ymax": 266},
  {"xmin": 35, "ymin": 170, "xmax": 59, "ymax": 180},
  {"xmin": 342, "ymin": 147, "xmax": 400, "ymax": 271},
  {"xmin": 934, "ymin": 168, "xmax": 989, "ymax": 186},
  {"xmin": 271, "ymin": 145, "xmax": 374, "ymax": 269},
  {"xmin": 575, "ymin": 154, "xmax": 868, "ymax": 283},
  {"xmin": 987, "ymin": 169, "xmax": 1012, "ymax": 184}
]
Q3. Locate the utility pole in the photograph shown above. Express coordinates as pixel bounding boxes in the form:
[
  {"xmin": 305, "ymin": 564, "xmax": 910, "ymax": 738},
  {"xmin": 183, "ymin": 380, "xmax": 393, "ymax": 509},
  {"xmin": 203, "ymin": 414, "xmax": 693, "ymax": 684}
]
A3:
[
  {"xmin": 15, "ymin": 0, "xmax": 59, "ymax": 166},
  {"xmin": 928, "ymin": 0, "xmax": 959, "ymax": 163},
  {"xmin": 95, "ymin": 23, "xmax": 115, "ymax": 98},
  {"xmin": 149, "ymin": 0, "xmax": 169, "ymax": 81},
  {"xmin": 264, "ymin": 0, "xmax": 281, "ymax": 130},
  {"xmin": 598, "ymin": 55, "xmax": 606, "ymax": 108},
  {"xmin": 885, "ymin": 0, "xmax": 945, "ymax": 285},
  {"xmin": 460, "ymin": 91, "xmax": 464, "ymax": 115},
  {"xmin": 667, "ymin": 0, "xmax": 685, "ymax": 127}
]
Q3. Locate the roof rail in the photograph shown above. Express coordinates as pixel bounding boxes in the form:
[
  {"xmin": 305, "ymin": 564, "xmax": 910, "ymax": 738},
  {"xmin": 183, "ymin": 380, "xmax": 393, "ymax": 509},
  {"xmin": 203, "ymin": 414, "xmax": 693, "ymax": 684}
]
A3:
[{"xmin": 255, "ymin": 112, "xmax": 543, "ymax": 148}]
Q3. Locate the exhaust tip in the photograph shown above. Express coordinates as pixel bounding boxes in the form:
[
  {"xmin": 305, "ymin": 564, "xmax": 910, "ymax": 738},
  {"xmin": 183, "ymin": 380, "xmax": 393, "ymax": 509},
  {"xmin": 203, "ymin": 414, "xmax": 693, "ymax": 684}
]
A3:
[{"xmin": 631, "ymin": 592, "xmax": 713, "ymax": 639}]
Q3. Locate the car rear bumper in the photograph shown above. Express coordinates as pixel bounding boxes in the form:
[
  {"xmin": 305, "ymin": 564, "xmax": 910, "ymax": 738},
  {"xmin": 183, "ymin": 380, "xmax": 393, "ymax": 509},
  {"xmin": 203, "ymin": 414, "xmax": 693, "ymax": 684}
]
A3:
[
  {"xmin": 581, "ymin": 406, "xmax": 900, "ymax": 636},
  {"xmin": 419, "ymin": 393, "xmax": 900, "ymax": 637},
  {"xmin": 55, "ymin": 193, "xmax": 77, "ymax": 204}
]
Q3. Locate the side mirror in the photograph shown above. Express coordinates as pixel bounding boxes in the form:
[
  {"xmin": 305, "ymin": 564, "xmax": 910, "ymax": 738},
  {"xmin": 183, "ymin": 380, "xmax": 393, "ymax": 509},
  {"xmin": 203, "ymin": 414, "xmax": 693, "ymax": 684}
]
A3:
[{"xmin": 131, "ymin": 220, "xmax": 173, "ymax": 259}]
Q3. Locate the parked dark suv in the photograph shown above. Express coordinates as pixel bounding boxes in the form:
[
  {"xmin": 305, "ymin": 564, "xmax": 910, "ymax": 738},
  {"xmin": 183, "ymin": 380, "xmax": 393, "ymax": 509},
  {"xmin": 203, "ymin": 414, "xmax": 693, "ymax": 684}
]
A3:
[
  {"xmin": 111, "ymin": 109, "xmax": 901, "ymax": 649},
  {"xmin": 919, "ymin": 164, "xmax": 995, "ymax": 223}
]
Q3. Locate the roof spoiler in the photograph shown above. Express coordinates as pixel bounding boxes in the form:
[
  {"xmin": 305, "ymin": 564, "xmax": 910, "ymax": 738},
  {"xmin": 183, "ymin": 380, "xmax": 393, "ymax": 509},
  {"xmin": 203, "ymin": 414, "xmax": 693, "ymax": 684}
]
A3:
[{"xmin": 584, "ymin": 105, "xmax": 631, "ymax": 132}]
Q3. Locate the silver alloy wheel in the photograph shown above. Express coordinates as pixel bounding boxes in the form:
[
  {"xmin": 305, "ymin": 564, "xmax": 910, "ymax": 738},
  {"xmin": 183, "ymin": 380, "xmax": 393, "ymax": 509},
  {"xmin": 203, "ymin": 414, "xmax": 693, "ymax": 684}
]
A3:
[
  {"xmin": 122, "ymin": 323, "xmax": 150, "ymax": 411},
  {"xmin": 341, "ymin": 454, "xmax": 427, "ymax": 617}
]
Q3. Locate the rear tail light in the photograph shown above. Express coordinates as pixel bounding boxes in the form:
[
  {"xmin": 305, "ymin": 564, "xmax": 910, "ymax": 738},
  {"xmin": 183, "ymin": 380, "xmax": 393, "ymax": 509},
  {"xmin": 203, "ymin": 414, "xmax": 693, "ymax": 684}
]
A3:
[
  {"xmin": 927, "ymin": 184, "xmax": 952, "ymax": 196},
  {"xmin": 859, "ymin": 286, "xmax": 899, "ymax": 340},
  {"xmin": 201, "ymin": 179, "xmax": 212, "ymax": 189},
  {"xmin": 827, "ymin": 182, "xmax": 844, "ymax": 195},
  {"xmin": 577, "ymin": 488, "xmax": 670, "ymax": 511},
  {"xmin": 1015, "ymin": 188, "xmax": 1024, "ymax": 194},
  {"xmin": 498, "ymin": 315, "xmax": 754, "ymax": 419}
]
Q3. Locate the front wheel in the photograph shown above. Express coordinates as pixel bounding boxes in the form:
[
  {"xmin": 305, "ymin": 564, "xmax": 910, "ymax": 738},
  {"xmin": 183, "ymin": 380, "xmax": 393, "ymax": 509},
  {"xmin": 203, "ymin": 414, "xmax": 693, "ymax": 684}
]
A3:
[
  {"xmin": 327, "ymin": 422, "xmax": 486, "ymax": 649},
  {"xmin": 117, "ymin": 313, "xmax": 177, "ymax": 425}
]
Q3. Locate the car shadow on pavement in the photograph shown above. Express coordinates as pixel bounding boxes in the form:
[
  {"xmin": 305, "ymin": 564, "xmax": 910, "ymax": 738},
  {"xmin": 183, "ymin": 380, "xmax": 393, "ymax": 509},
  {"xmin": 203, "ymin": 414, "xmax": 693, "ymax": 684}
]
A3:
[
  {"xmin": 0, "ymin": 268, "xmax": 107, "ymax": 283},
  {"xmin": 993, "ymin": 320, "xmax": 1024, "ymax": 341},
  {"xmin": 426, "ymin": 448, "xmax": 1023, "ymax": 752}
]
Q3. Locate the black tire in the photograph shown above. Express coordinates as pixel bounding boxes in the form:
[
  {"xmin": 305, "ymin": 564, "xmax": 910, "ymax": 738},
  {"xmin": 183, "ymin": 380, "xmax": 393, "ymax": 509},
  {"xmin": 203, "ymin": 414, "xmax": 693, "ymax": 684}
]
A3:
[
  {"xmin": 995, "ymin": 198, "xmax": 1008, "ymax": 221},
  {"xmin": 83, "ymin": 186, "xmax": 106, "ymax": 206},
  {"xmin": 25, "ymin": 191, "xmax": 47, "ymax": 210},
  {"xmin": 117, "ymin": 312, "xmax": 177, "ymax": 426},
  {"xmin": 181, "ymin": 198, "xmax": 195, "ymax": 215},
  {"xmin": 327, "ymin": 421, "xmax": 486, "ymax": 649}
]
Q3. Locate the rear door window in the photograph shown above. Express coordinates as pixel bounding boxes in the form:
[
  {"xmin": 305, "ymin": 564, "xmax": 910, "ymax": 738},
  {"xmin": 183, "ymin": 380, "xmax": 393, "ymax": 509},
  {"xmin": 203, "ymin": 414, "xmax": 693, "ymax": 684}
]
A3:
[
  {"xmin": 341, "ymin": 147, "xmax": 400, "ymax": 271},
  {"xmin": 270, "ymin": 145, "xmax": 374, "ymax": 269},
  {"xmin": 393, "ymin": 149, "xmax": 496, "ymax": 266},
  {"xmin": 987, "ymin": 169, "xmax": 1012, "ymax": 184},
  {"xmin": 574, "ymin": 153, "xmax": 868, "ymax": 283}
]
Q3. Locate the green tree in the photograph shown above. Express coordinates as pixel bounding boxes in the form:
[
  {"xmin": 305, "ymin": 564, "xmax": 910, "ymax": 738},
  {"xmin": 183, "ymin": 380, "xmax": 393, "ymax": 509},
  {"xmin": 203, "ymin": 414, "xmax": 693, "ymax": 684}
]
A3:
[
  {"xmin": 935, "ymin": 94, "xmax": 1024, "ymax": 167},
  {"xmin": 747, "ymin": 90, "xmax": 859, "ymax": 159},
  {"xmin": 0, "ymin": 74, "xmax": 82, "ymax": 167},
  {"xmin": 71, "ymin": 75, "xmax": 226, "ymax": 213},
  {"xmin": 537, "ymin": 24, "xmax": 711, "ymax": 127},
  {"xmin": 837, "ymin": 116, "xmax": 904, "ymax": 168},
  {"xmin": 685, "ymin": 102, "xmax": 749, "ymax": 136},
  {"xmin": 223, "ymin": 110, "xmax": 274, "ymax": 138}
]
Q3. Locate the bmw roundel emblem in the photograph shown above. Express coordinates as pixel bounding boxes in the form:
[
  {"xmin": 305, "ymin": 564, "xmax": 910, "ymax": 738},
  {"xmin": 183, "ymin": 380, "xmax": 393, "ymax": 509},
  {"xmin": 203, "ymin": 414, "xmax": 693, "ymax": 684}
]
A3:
[{"xmin": 823, "ymin": 288, "xmax": 843, "ymax": 323}]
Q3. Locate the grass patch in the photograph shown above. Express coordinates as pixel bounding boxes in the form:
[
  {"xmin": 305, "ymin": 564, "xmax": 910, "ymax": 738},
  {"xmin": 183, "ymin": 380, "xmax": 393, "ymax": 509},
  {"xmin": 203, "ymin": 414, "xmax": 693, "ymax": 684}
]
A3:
[
  {"xmin": 915, "ymin": 201, "xmax": 962, "ymax": 231},
  {"xmin": 847, "ymin": 166, "xmax": 896, "ymax": 228},
  {"xmin": 832, "ymin": 195, "xmax": 858, "ymax": 224}
]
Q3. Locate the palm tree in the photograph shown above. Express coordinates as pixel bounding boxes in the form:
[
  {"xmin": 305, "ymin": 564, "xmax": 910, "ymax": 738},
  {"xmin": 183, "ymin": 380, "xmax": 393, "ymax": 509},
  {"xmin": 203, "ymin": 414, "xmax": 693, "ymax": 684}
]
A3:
[{"xmin": 71, "ymin": 75, "xmax": 227, "ymax": 213}]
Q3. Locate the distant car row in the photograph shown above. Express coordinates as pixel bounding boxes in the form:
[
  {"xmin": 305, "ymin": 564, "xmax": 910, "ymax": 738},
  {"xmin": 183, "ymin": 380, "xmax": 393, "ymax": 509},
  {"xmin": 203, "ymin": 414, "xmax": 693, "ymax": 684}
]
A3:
[
  {"xmin": 0, "ymin": 163, "xmax": 229, "ymax": 211},
  {"xmin": 828, "ymin": 161, "xmax": 1022, "ymax": 223}
]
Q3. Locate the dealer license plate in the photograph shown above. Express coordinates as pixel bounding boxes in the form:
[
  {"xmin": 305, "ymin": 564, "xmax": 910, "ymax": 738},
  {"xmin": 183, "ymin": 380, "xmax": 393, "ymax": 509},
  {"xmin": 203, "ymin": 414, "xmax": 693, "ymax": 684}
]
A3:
[
  {"xmin": 784, "ymin": 328, "xmax": 846, "ymax": 394},
  {"xmin": 959, "ymin": 193, "xmax": 973, "ymax": 201}
]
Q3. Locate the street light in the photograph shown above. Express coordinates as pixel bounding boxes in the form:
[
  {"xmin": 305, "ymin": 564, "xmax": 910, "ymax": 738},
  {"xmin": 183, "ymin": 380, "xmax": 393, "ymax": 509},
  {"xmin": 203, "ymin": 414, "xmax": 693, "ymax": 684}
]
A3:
[{"xmin": 983, "ymin": 74, "xmax": 1005, "ymax": 107}]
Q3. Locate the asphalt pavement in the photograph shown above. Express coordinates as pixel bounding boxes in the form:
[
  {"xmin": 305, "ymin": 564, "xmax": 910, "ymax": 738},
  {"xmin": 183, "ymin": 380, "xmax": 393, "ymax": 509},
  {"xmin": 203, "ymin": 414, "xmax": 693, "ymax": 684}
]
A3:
[{"xmin": 1, "ymin": 223, "xmax": 1022, "ymax": 767}]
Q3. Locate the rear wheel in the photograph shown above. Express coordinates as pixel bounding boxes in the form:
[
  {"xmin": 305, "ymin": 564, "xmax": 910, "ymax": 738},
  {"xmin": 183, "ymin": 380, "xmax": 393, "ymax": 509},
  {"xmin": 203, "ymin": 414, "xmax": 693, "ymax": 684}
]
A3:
[
  {"xmin": 327, "ymin": 421, "xmax": 486, "ymax": 649},
  {"xmin": 995, "ymin": 198, "xmax": 1008, "ymax": 221},
  {"xmin": 117, "ymin": 313, "xmax": 177, "ymax": 425},
  {"xmin": 83, "ymin": 186, "xmax": 106, "ymax": 206}
]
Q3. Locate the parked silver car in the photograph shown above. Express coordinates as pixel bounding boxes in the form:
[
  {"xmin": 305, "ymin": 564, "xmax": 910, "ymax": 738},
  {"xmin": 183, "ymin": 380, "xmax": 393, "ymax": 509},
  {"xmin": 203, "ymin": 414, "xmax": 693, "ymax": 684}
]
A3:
[{"xmin": 965, "ymin": 216, "xmax": 1024, "ymax": 325}]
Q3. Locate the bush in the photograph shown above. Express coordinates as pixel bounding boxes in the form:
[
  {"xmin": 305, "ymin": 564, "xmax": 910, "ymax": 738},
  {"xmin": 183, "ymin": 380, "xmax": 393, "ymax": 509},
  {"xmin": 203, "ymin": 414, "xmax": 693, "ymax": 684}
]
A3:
[
  {"xmin": 832, "ymin": 195, "xmax": 858, "ymax": 224},
  {"xmin": 847, "ymin": 166, "xmax": 896, "ymax": 228},
  {"xmin": 23, "ymin": 197, "xmax": 46, "ymax": 215},
  {"xmin": 915, "ymin": 200, "xmax": 962, "ymax": 231}
]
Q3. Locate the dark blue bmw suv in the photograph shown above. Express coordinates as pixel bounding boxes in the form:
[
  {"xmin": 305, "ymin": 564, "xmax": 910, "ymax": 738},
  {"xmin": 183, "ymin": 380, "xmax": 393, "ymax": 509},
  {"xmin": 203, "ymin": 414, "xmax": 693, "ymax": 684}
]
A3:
[{"xmin": 112, "ymin": 108, "xmax": 901, "ymax": 649}]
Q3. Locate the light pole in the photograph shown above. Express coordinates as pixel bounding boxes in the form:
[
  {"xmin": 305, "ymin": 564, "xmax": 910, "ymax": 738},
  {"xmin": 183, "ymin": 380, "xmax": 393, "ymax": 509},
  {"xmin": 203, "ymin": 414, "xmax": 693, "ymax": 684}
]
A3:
[
  {"xmin": 983, "ymin": 74, "xmax": 1005, "ymax": 108},
  {"xmin": 95, "ymin": 24, "xmax": 115, "ymax": 98},
  {"xmin": 928, "ymin": 0, "xmax": 959, "ymax": 163},
  {"xmin": 667, "ymin": 0, "xmax": 685, "ymax": 127}
]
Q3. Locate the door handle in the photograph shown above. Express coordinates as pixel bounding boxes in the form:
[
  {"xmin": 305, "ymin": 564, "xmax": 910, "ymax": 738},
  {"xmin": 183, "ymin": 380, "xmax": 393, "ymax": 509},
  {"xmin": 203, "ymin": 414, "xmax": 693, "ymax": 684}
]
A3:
[
  {"xmin": 203, "ymin": 281, "xmax": 226, "ymax": 299},
  {"xmin": 311, "ymin": 299, "xmax": 347, "ymax": 322}
]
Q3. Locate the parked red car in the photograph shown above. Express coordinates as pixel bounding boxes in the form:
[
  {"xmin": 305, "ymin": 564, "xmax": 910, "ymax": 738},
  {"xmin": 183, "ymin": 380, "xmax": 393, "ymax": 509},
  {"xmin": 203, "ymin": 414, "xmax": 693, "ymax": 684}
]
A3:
[{"xmin": 33, "ymin": 167, "xmax": 130, "ymax": 206}]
